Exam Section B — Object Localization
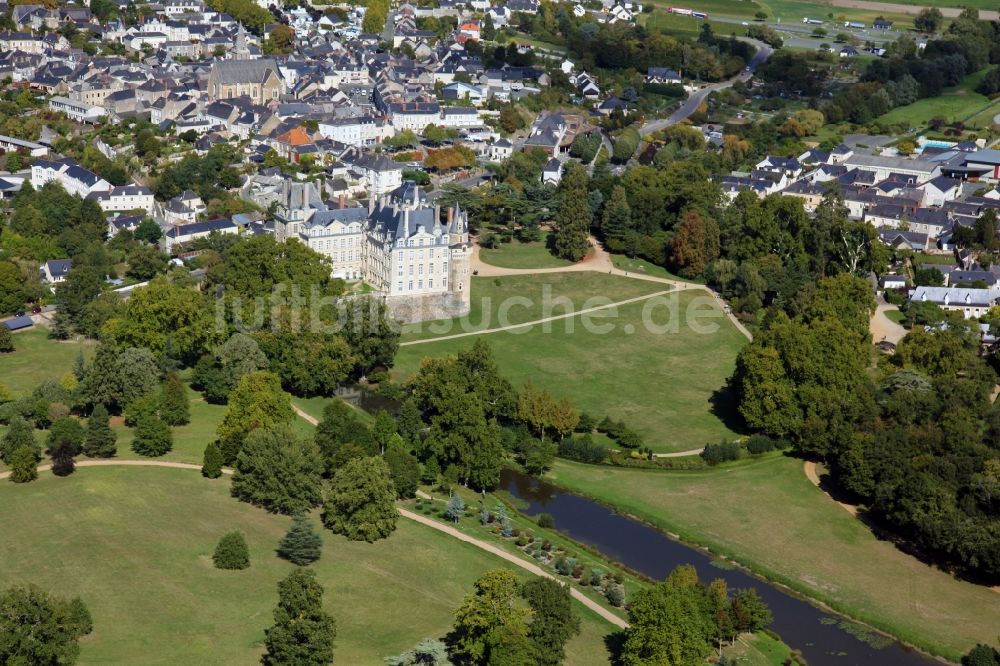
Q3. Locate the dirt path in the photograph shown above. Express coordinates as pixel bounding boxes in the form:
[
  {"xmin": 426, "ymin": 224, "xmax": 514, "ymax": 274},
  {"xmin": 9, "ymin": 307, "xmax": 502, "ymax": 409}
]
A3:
[
  {"xmin": 803, "ymin": 461, "xmax": 859, "ymax": 516},
  {"xmin": 870, "ymin": 301, "xmax": 907, "ymax": 346},
  {"xmin": 3, "ymin": 459, "xmax": 628, "ymax": 624},
  {"xmin": 0, "ymin": 459, "xmax": 234, "ymax": 480},
  {"xmin": 830, "ymin": 0, "xmax": 999, "ymax": 19},
  {"xmin": 400, "ymin": 290, "xmax": 672, "ymax": 346},
  {"xmin": 473, "ymin": 238, "xmax": 754, "ymax": 342},
  {"xmin": 653, "ymin": 447, "xmax": 706, "ymax": 458},
  {"xmin": 398, "ymin": 507, "xmax": 629, "ymax": 629},
  {"xmin": 292, "ymin": 405, "xmax": 319, "ymax": 426}
]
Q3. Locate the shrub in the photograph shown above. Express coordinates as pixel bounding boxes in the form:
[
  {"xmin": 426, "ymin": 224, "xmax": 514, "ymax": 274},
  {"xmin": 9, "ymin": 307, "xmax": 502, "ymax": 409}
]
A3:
[
  {"xmin": 542, "ymin": 539, "xmax": 552, "ymax": 552},
  {"xmin": 213, "ymin": 531, "xmax": 250, "ymax": 570},
  {"xmin": 575, "ymin": 412, "xmax": 596, "ymax": 433},
  {"xmin": 202, "ymin": 441, "xmax": 223, "ymax": 478},
  {"xmin": 536, "ymin": 513, "xmax": 555, "ymax": 529},
  {"xmin": 603, "ymin": 581, "xmax": 625, "ymax": 607},
  {"xmin": 9, "ymin": 445, "xmax": 37, "ymax": 483},
  {"xmin": 746, "ymin": 434, "xmax": 777, "ymax": 455},
  {"xmin": 572, "ymin": 563, "xmax": 586, "ymax": 578},
  {"xmin": 131, "ymin": 413, "xmax": 172, "ymax": 457},
  {"xmin": 701, "ymin": 440, "xmax": 741, "ymax": 465},
  {"xmin": 558, "ymin": 435, "xmax": 606, "ymax": 464}
]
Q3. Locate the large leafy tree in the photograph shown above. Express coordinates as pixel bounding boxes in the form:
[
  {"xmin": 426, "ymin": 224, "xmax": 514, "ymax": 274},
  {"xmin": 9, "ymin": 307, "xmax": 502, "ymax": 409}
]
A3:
[
  {"xmin": 217, "ymin": 371, "xmax": 293, "ymax": 464},
  {"xmin": 262, "ymin": 570, "xmax": 336, "ymax": 666},
  {"xmin": 447, "ymin": 569, "xmax": 531, "ymax": 664},
  {"xmin": 670, "ymin": 210, "xmax": 721, "ymax": 278},
  {"xmin": 322, "ymin": 456, "xmax": 398, "ymax": 542},
  {"xmin": 231, "ymin": 424, "xmax": 325, "ymax": 515},
  {"xmin": 103, "ymin": 278, "xmax": 222, "ymax": 366},
  {"xmin": 0, "ymin": 585, "xmax": 92, "ymax": 665},
  {"xmin": 314, "ymin": 399, "xmax": 375, "ymax": 473},
  {"xmin": 78, "ymin": 342, "xmax": 160, "ymax": 413},
  {"xmin": 522, "ymin": 578, "xmax": 581, "ymax": 666}
]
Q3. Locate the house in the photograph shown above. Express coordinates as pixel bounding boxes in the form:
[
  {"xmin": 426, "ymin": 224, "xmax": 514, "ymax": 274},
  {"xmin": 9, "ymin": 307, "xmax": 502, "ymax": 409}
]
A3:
[
  {"xmin": 31, "ymin": 158, "xmax": 111, "ymax": 199},
  {"xmin": 88, "ymin": 184, "xmax": 155, "ymax": 214},
  {"xmin": 755, "ymin": 155, "xmax": 802, "ymax": 179},
  {"xmin": 873, "ymin": 18, "xmax": 893, "ymax": 30},
  {"xmin": 441, "ymin": 81, "xmax": 487, "ymax": 105},
  {"xmin": 48, "ymin": 96, "xmax": 106, "ymax": 124},
  {"xmin": 908, "ymin": 285, "xmax": 999, "ymax": 319},
  {"xmin": 0, "ymin": 134, "xmax": 47, "ymax": 157},
  {"xmin": 352, "ymin": 153, "xmax": 404, "ymax": 195},
  {"xmin": 488, "ymin": 138, "xmax": 513, "ymax": 162},
  {"xmin": 878, "ymin": 228, "xmax": 930, "ymax": 251},
  {"xmin": 440, "ymin": 106, "xmax": 481, "ymax": 128},
  {"xmin": 40, "ymin": 259, "xmax": 72, "ymax": 284},
  {"xmin": 163, "ymin": 217, "xmax": 239, "ymax": 251},
  {"xmin": 646, "ymin": 67, "xmax": 681, "ymax": 85},
  {"xmin": 542, "ymin": 158, "xmax": 562, "ymax": 185},
  {"xmin": 840, "ymin": 46, "xmax": 858, "ymax": 58},
  {"xmin": 881, "ymin": 274, "xmax": 906, "ymax": 290},
  {"xmin": 918, "ymin": 176, "xmax": 960, "ymax": 207}
]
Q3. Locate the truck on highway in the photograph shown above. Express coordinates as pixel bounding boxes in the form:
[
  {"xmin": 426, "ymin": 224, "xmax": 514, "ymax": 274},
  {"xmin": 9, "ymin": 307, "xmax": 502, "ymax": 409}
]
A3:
[
  {"xmin": 802, "ymin": 17, "xmax": 823, "ymax": 24},
  {"xmin": 844, "ymin": 21, "xmax": 865, "ymax": 28}
]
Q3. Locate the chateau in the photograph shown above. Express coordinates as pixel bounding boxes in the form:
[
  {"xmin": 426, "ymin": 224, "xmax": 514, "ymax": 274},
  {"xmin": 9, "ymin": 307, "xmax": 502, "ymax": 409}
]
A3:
[{"xmin": 273, "ymin": 180, "xmax": 472, "ymax": 323}]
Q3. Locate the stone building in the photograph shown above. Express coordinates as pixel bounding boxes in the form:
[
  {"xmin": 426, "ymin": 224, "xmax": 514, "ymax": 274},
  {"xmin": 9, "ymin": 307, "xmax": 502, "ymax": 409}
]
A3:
[{"xmin": 207, "ymin": 58, "xmax": 283, "ymax": 105}]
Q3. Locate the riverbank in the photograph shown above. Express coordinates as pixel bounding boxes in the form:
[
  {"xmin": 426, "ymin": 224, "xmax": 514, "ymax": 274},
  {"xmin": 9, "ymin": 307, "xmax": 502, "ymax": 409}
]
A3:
[{"xmin": 541, "ymin": 456, "xmax": 996, "ymax": 662}]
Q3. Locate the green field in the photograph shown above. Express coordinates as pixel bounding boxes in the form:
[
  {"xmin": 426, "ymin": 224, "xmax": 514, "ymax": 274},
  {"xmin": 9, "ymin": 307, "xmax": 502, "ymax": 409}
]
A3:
[
  {"xmin": 546, "ymin": 456, "xmax": 1000, "ymax": 661},
  {"xmin": 879, "ymin": 69, "xmax": 996, "ymax": 128},
  {"xmin": 478, "ymin": 234, "xmax": 573, "ymax": 270},
  {"xmin": 396, "ymin": 276, "xmax": 746, "ymax": 452},
  {"xmin": 0, "ymin": 467, "xmax": 616, "ymax": 665},
  {"xmin": 0, "ymin": 329, "xmax": 94, "ymax": 397}
]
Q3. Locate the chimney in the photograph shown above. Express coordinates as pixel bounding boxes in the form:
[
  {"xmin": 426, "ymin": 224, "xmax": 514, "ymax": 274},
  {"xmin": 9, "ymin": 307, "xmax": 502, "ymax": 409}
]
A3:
[
  {"xmin": 338, "ymin": 194, "xmax": 346, "ymax": 209},
  {"xmin": 434, "ymin": 204, "xmax": 441, "ymax": 224},
  {"xmin": 447, "ymin": 206, "xmax": 454, "ymax": 225}
]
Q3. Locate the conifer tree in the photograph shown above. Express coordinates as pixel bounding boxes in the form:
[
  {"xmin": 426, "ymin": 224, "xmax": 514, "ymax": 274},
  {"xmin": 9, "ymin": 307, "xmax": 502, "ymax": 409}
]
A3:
[
  {"xmin": 1, "ymin": 414, "xmax": 37, "ymax": 464},
  {"xmin": 9, "ymin": 445, "xmax": 37, "ymax": 483},
  {"xmin": 0, "ymin": 326, "xmax": 14, "ymax": 353},
  {"xmin": 277, "ymin": 514, "xmax": 323, "ymax": 566},
  {"xmin": 83, "ymin": 404, "xmax": 117, "ymax": 458},
  {"xmin": 202, "ymin": 441, "xmax": 224, "ymax": 478},
  {"xmin": 159, "ymin": 371, "xmax": 190, "ymax": 426},
  {"xmin": 131, "ymin": 412, "xmax": 172, "ymax": 457},
  {"xmin": 213, "ymin": 531, "xmax": 250, "ymax": 570},
  {"xmin": 262, "ymin": 569, "xmax": 336, "ymax": 666}
]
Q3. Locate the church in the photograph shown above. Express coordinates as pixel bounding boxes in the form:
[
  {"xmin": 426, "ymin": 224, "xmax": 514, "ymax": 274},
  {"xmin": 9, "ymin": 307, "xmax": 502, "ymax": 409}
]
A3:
[{"xmin": 207, "ymin": 26, "xmax": 284, "ymax": 105}]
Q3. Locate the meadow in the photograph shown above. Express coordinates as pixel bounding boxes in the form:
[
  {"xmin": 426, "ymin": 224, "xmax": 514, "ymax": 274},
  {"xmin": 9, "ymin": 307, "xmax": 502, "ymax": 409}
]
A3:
[
  {"xmin": 0, "ymin": 467, "xmax": 616, "ymax": 664},
  {"xmin": 477, "ymin": 233, "xmax": 573, "ymax": 270}
]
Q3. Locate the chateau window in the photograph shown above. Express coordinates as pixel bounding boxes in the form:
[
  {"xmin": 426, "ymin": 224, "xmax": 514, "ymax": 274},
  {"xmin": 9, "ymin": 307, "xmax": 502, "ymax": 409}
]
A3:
[
  {"xmin": 398, "ymin": 282, "xmax": 403, "ymax": 291},
  {"xmin": 408, "ymin": 281, "xmax": 413, "ymax": 290},
  {"xmin": 429, "ymin": 279, "xmax": 433, "ymax": 288},
  {"xmin": 418, "ymin": 280, "xmax": 423, "ymax": 289},
  {"xmin": 418, "ymin": 264, "xmax": 423, "ymax": 274}
]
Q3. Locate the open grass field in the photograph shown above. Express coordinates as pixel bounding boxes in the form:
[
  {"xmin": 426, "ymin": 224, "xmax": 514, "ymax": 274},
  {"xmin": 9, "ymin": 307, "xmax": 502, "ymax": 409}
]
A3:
[
  {"xmin": 395, "ymin": 276, "xmax": 746, "ymax": 452},
  {"xmin": 478, "ymin": 233, "xmax": 573, "ymax": 270},
  {"xmin": 644, "ymin": 0, "xmax": 764, "ymax": 18},
  {"xmin": 0, "ymin": 467, "xmax": 616, "ymax": 665},
  {"xmin": 879, "ymin": 69, "xmax": 995, "ymax": 128},
  {"xmin": 400, "ymin": 273, "xmax": 667, "ymax": 342},
  {"xmin": 545, "ymin": 456, "xmax": 1000, "ymax": 660},
  {"xmin": 0, "ymin": 329, "xmax": 94, "ymax": 397}
]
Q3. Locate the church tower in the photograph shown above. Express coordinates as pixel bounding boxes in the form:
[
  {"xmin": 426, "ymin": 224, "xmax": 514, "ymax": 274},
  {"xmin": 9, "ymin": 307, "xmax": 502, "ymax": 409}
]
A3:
[{"xmin": 232, "ymin": 23, "xmax": 251, "ymax": 60}]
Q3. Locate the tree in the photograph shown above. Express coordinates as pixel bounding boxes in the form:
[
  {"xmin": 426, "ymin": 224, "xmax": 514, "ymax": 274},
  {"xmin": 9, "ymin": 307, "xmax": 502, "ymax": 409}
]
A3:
[
  {"xmin": 262, "ymin": 569, "xmax": 336, "ymax": 666},
  {"xmin": 0, "ymin": 262, "xmax": 27, "ymax": 318},
  {"xmin": 552, "ymin": 163, "xmax": 592, "ymax": 261},
  {"xmin": 231, "ymin": 424, "xmax": 325, "ymax": 515},
  {"xmin": 134, "ymin": 217, "xmax": 162, "ymax": 243},
  {"xmin": 0, "ymin": 584, "xmax": 91, "ymax": 665},
  {"xmin": 268, "ymin": 24, "xmax": 296, "ymax": 52},
  {"xmin": 217, "ymin": 371, "xmax": 293, "ymax": 464},
  {"xmin": 322, "ymin": 456, "xmax": 398, "ymax": 542},
  {"xmin": 385, "ymin": 442, "xmax": 420, "ymax": 499},
  {"xmin": 277, "ymin": 514, "xmax": 323, "ymax": 566},
  {"xmin": 601, "ymin": 185, "xmax": 633, "ymax": 248},
  {"xmin": 670, "ymin": 210, "xmax": 721, "ymax": 278},
  {"xmin": 396, "ymin": 398, "xmax": 424, "ymax": 448},
  {"xmin": 522, "ymin": 578, "xmax": 581, "ymax": 666},
  {"xmin": 2, "ymin": 415, "xmax": 38, "ymax": 464},
  {"xmin": 0, "ymin": 326, "xmax": 14, "ymax": 354},
  {"xmin": 78, "ymin": 342, "xmax": 159, "ymax": 413},
  {"xmin": 212, "ymin": 530, "xmax": 250, "ymax": 570},
  {"xmin": 9, "ymin": 445, "xmax": 38, "ymax": 483},
  {"xmin": 314, "ymin": 399, "xmax": 374, "ymax": 472},
  {"xmin": 216, "ymin": 333, "xmax": 269, "ymax": 388},
  {"xmin": 131, "ymin": 412, "xmax": 172, "ymax": 457},
  {"xmin": 446, "ymin": 493, "xmax": 465, "ymax": 522},
  {"xmin": 159, "ymin": 371, "xmax": 190, "ymax": 426},
  {"xmin": 82, "ymin": 404, "xmax": 116, "ymax": 458},
  {"xmin": 447, "ymin": 569, "xmax": 531, "ymax": 664},
  {"xmin": 730, "ymin": 588, "xmax": 772, "ymax": 633},
  {"xmin": 385, "ymin": 639, "xmax": 452, "ymax": 666},
  {"xmin": 47, "ymin": 418, "xmax": 82, "ymax": 476},
  {"xmin": 963, "ymin": 644, "xmax": 1000, "ymax": 666},
  {"xmin": 914, "ymin": 6, "xmax": 943, "ymax": 33},
  {"xmin": 202, "ymin": 441, "xmax": 224, "ymax": 478}
]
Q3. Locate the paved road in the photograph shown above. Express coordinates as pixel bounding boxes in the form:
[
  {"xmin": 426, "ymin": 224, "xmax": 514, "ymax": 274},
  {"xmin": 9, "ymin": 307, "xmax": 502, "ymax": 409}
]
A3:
[{"xmin": 639, "ymin": 39, "xmax": 774, "ymax": 138}]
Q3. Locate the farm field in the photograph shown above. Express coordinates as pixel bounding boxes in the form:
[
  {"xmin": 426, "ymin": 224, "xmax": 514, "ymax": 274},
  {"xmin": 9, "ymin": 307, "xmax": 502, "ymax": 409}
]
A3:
[
  {"xmin": 395, "ymin": 276, "xmax": 746, "ymax": 452},
  {"xmin": 546, "ymin": 456, "xmax": 1000, "ymax": 661},
  {"xmin": 0, "ymin": 467, "xmax": 616, "ymax": 665}
]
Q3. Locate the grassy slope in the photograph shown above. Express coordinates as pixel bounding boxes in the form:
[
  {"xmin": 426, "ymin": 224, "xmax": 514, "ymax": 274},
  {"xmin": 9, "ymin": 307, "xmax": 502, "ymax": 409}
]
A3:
[
  {"xmin": 1, "ymin": 329, "xmax": 94, "ymax": 397},
  {"xmin": 546, "ymin": 456, "xmax": 1000, "ymax": 660},
  {"xmin": 397, "ymin": 286, "xmax": 745, "ymax": 452},
  {"xmin": 478, "ymin": 234, "xmax": 573, "ymax": 270},
  {"xmin": 0, "ymin": 467, "xmax": 614, "ymax": 665},
  {"xmin": 880, "ymin": 69, "xmax": 995, "ymax": 128}
]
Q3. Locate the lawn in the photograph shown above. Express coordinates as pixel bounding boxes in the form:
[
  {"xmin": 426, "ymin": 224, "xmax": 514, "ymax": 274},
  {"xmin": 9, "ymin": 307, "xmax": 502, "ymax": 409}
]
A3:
[
  {"xmin": 545, "ymin": 456, "xmax": 1000, "ymax": 660},
  {"xmin": 400, "ymin": 273, "xmax": 668, "ymax": 342},
  {"xmin": 0, "ymin": 329, "xmax": 94, "ymax": 397},
  {"xmin": 644, "ymin": 0, "xmax": 764, "ymax": 19},
  {"xmin": 478, "ymin": 233, "xmax": 573, "ymax": 270},
  {"xmin": 879, "ymin": 69, "xmax": 994, "ymax": 128},
  {"xmin": 609, "ymin": 255, "xmax": 703, "ymax": 283},
  {"xmin": 0, "ymin": 467, "xmax": 616, "ymax": 665},
  {"xmin": 396, "ymin": 278, "xmax": 747, "ymax": 452}
]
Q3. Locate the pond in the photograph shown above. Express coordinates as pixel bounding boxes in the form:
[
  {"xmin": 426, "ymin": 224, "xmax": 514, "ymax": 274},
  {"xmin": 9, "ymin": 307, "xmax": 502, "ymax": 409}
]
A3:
[{"xmin": 500, "ymin": 470, "xmax": 943, "ymax": 666}]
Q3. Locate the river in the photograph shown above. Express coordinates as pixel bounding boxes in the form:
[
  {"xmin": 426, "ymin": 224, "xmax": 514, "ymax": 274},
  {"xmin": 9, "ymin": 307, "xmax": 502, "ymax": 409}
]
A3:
[{"xmin": 499, "ymin": 469, "xmax": 944, "ymax": 666}]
